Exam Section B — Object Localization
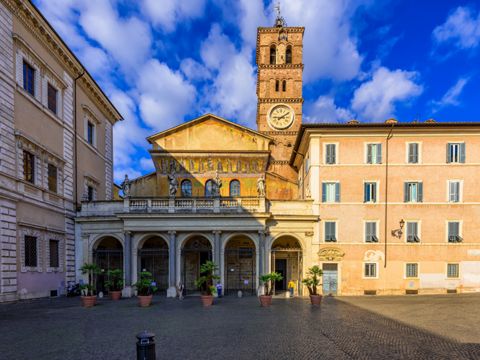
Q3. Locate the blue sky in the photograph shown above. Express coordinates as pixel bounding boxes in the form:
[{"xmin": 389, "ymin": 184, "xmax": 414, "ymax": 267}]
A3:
[{"xmin": 33, "ymin": 0, "xmax": 480, "ymax": 183}]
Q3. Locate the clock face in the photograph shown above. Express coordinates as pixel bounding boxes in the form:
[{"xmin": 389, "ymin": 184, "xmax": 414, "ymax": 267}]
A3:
[{"xmin": 268, "ymin": 104, "xmax": 294, "ymax": 130}]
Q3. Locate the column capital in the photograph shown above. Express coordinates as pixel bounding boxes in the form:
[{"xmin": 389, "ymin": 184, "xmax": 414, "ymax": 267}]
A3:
[
  {"xmin": 212, "ymin": 230, "xmax": 222, "ymax": 235},
  {"xmin": 168, "ymin": 230, "xmax": 177, "ymax": 235},
  {"xmin": 124, "ymin": 231, "xmax": 132, "ymax": 236}
]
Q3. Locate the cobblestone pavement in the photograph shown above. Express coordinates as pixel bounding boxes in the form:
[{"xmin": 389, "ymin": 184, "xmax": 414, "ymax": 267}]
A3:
[{"xmin": 0, "ymin": 294, "xmax": 479, "ymax": 359}]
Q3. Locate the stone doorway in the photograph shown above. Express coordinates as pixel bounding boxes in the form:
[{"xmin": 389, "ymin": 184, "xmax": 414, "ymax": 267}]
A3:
[
  {"xmin": 224, "ymin": 236, "xmax": 256, "ymax": 296},
  {"xmin": 271, "ymin": 236, "xmax": 303, "ymax": 295},
  {"xmin": 93, "ymin": 237, "xmax": 123, "ymax": 294},
  {"xmin": 138, "ymin": 236, "xmax": 169, "ymax": 292},
  {"xmin": 181, "ymin": 236, "xmax": 212, "ymax": 294}
]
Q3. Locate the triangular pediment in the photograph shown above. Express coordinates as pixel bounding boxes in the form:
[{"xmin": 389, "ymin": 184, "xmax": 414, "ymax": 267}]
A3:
[{"xmin": 147, "ymin": 114, "xmax": 272, "ymax": 152}]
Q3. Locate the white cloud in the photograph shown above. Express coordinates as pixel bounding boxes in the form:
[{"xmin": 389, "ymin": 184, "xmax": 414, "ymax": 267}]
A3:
[
  {"xmin": 431, "ymin": 77, "xmax": 470, "ymax": 112},
  {"xmin": 141, "ymin": 0, "xmax": 206, "ymax": 32},
  {"xmin": 433, "ymin": 7, "xmax": 480, "ymax": 50},
  {"xmin": 305, "ymin": 96, "xmax": 353, "ymax": 123},
  {"xmin": 237, "ymin": 0, "xmax": 269, "ymax": 49},
  {"xmin": 140, "ymin": 157, "xmax": 155, "ymax": 172},
  {"xmin": 351, "ymin": 67, "xmax": 423, "ymax": 121},
  {"xmin": 180, "ymin": 58, "xmax": 211, "ymax": 81},
  {"xmin": 137, "ymin": 59, "xmax": 196, "ymax": 130}
]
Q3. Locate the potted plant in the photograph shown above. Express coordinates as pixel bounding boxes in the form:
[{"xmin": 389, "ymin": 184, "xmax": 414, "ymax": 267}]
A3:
[
  {"xmin": 302, "ymin": 265, "xmax": 323, "ymax": 305},
  {"xmin": 259, "ymin": 272, "xmax": 283, "ymax": 307},
  {"xmin": 195, "ymin": 261, "xmax": 220, "ymax": 307},
  {"xmin": 105, "ymin": 269, "xmax": 123, "ymax": 301},
  {"xmin": 134, "ymin": 271, "xmax": 157, "ymax": 307},
  {"xmin": 79, "ymin": 263, "xmax": 100, "ymax": 308}
]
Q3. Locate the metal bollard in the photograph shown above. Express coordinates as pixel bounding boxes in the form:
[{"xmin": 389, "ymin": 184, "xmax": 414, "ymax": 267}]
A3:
[{"xmin": 136, "ymin": 330, "xmax": 156, "ymax": 360}]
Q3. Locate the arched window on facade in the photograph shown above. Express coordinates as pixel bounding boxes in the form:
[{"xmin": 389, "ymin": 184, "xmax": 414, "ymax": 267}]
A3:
[
  {"xmin": 181, "ymin": 179, "xmax": 192, "ymax": 197},
  {"xmin": 275, "ymin": 80, "xmax": 279, "ymax": 92},
  {"xmin": 270, "ymin": 45, "xmax": 276, "ymax": 65},
  {"xmin": 286, "ymin": 46, "xmax": 292, "ymax": 64},
  {"xmin": 229, "ymin": 180, "xmax": 240, "ymax": 197},
  {"xmin": 205, "ymin": 179, "xmax": 215, "ymax": 197},
  {"xmin": 282, "ymin": 80, "xmax": 287, "ymax": 92}
]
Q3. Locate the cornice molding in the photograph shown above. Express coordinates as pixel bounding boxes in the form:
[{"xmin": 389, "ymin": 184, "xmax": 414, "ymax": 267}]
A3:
[
  {"xmin": 258, "ymin": 64, "xmax": 304, "ymax": 70},
  {"xmin": 258, "ymin": 98, "xmax": 303, "ymax": 104}
]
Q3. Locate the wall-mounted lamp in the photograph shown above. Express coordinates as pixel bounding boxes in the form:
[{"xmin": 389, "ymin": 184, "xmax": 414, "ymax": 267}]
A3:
[{"xmin": 391, "ymin": 219, "xmax": 405, "ymax": 238}]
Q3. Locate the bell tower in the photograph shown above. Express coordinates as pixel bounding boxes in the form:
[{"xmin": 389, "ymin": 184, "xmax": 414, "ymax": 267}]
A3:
[{"xmin": 256, "ymin": 6, "xmax": 304, "ymax": 183}]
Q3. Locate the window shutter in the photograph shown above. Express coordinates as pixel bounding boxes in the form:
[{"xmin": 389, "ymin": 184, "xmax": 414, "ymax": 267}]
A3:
[
  {"xmin": 404, "ymin": 183, "xmax": 408, "ymax": 202},
  {"xmin": 364, "ymin": 183, "xmax": 368, "ymax": 202},
  {"xmin": 372, "ymin": 183, "xmax": 377, "ymax": 202},
  {"xmin": 460, "ymin": 143, "xmax": 466, "ymax": 163},
  {"xmin": 446, "ymin": 144, "xmax": 451, "ymax": 163},
  {"xmin": 365, "ymin": 223, "xmax": 369, "ymax": 241},
  {"xmin": 332, "ymin": 145, "xmax": 336, "ymax": 163},
  {"xmin": 377, "ymin": 144, "xmax": 382, "ymax": 164},
  {"xmin": 418, "ymin": 182, "xmax": 423, "ymax": 202},
  {"xmin": 335, "ymin": 183, "xmax": 340, "ymax": 202},
  {"xmin": 367, "ymin": 145, "xmax": 372, "ymax": 164},
  {"xmin": 322, "ymin": 183, "xmax": 326, "ymax": 202}
]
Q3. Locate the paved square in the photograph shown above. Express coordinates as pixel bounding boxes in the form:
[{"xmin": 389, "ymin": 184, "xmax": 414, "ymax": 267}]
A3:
[{"xmin": 0, "ymin": 294, "xmax": 479, "ymax": 359}]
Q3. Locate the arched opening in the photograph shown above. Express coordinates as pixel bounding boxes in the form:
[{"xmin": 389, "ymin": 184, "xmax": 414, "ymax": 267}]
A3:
[
  {"xmin": 275, "ymin": 80, "xmax": 279, "ymax": 92},
  {"xmin": 282, "ymin": 80, "xmax": 287, "ymax": 92},
  {"xmin": 138, "ymin": 236, "xmax": 169, "ymax": 292},
  {"xmin": 270, "ymin": 45, "xmax": 276, "ymax": 64},
  {"xmin": 271, "ymin": 236, "xmax": 303, "ymax": 295},
  {"xmin": 224, "ymin": 236, "xmax": 256, "ymax": 296},
  {"xmin": 181, "ymin": 236, "xmax": 212, "ymax": 294},
  {"xmin": 286, "ymin": 46, "xmax": 292, "ymax": 64},
  {"xmin": 205, "ymin": 179, "xmax": 215, "ymax": 197},
  {"xmin": 181, "ymin": 179, "xmax": 192, "ymax": 197},
  {"xmin": 93, "ymin": 236, "xmax": 123, "ymax": 294},
  {"xmin": 229, "ymin": 179, "xmax": 240, "ymax": 197}
]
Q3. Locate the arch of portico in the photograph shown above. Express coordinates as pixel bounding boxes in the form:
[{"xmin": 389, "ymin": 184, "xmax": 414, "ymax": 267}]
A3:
[{"xmin": 91, "ymin": 235, "xmax": 124, "ymax": 294}]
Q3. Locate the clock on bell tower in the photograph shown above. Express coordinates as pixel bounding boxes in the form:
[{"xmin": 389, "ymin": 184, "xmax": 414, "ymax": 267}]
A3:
[{"xmin": 256, "ymin": 9, "xmax": 304, "ymax": 183}]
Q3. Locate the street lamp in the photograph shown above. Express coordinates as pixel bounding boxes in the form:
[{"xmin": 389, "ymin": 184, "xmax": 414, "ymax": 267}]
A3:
[{"xmin": 391, "ymin": 219, "xmax": 405, "ymax": 238}]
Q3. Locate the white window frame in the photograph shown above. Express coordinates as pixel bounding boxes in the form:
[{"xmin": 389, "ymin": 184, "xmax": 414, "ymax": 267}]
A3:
[
  {"xmin": 447, "ymin": 142, "xmax": 465, "ymax": 164},
  {"xmin": 447, "ymin": 180, "xmax": 463, "ymax": 203},
  {"xmin": 322, "ymin": 181, "xmax": 340, "ymax": 203},
  {"xmin": 85, "ymin": 119, "xmax": 97, "ymax": 147},
  {"xmin": 363, "ymin": 262, "xmax": 378, "ymax": 279},
  {"xmin": 323, "ymin": 142, "xmax": 339, "ymax": 165},
  {"xmin": 405, "ymin": 263, "xmax": 419, "ymax": 279},
  {"xmin": 406, "ymin": 142, "xmax": 422, "ymax": 164},
  {"xmin": 365, "ymin": 143, "xmax": 382, "ymax": 164},
  {"xmin": 324, "ymin": 220, "xmax": 338, "ymax": 243},
  {"xmin": 405, "ymin": 220, "xmax": 421, "ymax": 243},
  {"xmin": 446, "ymin": 220, "xmax": 463, "ymax": 243},
  {"xmin": 364, "ymin": 220, "xmax": 380, "ymax": 243},
  {"xmin": 404, "ymin": 180, "xmax": 423, "ymax": 203},
  {"xmin": 446, "ymin": 263, "xmax": 460, "ymax": 279},
  {"xmin": 363, "ymin": 180, "xmax": 379, "ymax": 203}
]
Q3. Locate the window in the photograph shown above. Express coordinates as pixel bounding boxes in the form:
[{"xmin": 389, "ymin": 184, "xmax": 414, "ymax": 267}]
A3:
[
  {"xmin": 205, "ymin": 179, "xmax": 215, "ymax": 197},
  {"xmin": 282, "ymin": 80, "xmax": 286, "ymax": 92},
  {"xmin": 24, "ymin": 235, "xmax": 37, "ymax": 267},
  {"xmin": 364, "ymin": 182, "xmax": 377, "ymax": 203},
  {"xmin": 448, "ymin": 222, "xmax": 462, "ymax": 243},
  {"xmin": 447, "ymin": 263, "xmax": 459, "ymax": 278},
  {"xmin": 404, "ymin": 182, "xmax": 423, "ymax": 203},
  {"xmin": 365, "ymin": 222, "xmax": 378, "ymax": 243},
  {"xmin": 181, "ymin": 180, "xmax": 192, "ymax": 197},
  {"xmin": 448, "ymin": 181, "xmax": 461, "ymax": 203},
  {"xmin": 87, "ymin": 121, "xmax": 95, "ymax": 145},
  {"xmin": 325, "ymin": 144, "xmax": 336, "ymax": 164},
  {"xmin": 324, "ymin": 221, "xmax": 337, "ymax": 242},
  {"xmin": 23, "ymin": 61, "xmax": 35, "ymax": 96},
  {"xmin": 48, "ymin": 164, "xmax": 57, "ymax": 193},
  {"xmin": 229, "ymin": 180, "xmax": 240, "ymax": 197},
  {"xmin": 49, "ymin": 239, "xmax": 59, "ymax": 268},
  {"xmin": 406, "ymin": 222, "xmax": 420, "ymax": 243},
  {"xmin": 286, "ymin": 46, "xmax": 292, "ymax": 64},
  {"xmin": 366, "ymin": 144, "xmax": 382, "ymax": 164},
  {"xmin": 275, "ymin": 80, "xmax": 279, "ymax": 92},
  {"xmin": 322, "ymin": 182, "xmax": 340, "ymax": 203},
  {"xmin": 408, "ymin": 143, "xmax": 419, "ymax": 164},
  {"xmin": 364, "ymin": 263, "xmax": 377, "ymax": 278},
  {"xmin": 406, "ymin": 263, "xmax": 418, "ymax": 278},
  {"xmin": 23, "ymin": 151, "xmax": 35, "ymax": 184},
  {"xmin": 87, "ymin": 186, "xmax": 94, "ymax": 201},
  {"xmin": 447, "ymin": 143, "xmax": 465, "ymax": 163},
  {"xmin": 270, "ymin": 45, "xmax": 276, "ymax": 64},
  {"xmin": 47, "ymin": 83, "xmax": 57, "ymax": 114}
]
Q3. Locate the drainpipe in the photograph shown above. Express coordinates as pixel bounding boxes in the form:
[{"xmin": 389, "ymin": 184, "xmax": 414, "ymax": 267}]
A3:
[
  {"xmin": 384, "ymin": 124, "xmax": 395, "ymax": 268},
  {"xmin": 73, "ymin": 71, "xmax": 85, "ymax": 210}
]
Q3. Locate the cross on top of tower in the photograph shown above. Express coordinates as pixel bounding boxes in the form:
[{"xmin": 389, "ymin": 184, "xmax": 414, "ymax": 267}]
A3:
[{"xmin": 274, "ymin": 1, "xmax": 287, "ymax": 27}]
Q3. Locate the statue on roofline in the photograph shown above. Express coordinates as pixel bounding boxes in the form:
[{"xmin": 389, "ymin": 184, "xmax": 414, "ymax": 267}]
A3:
[{"xmin": 120, "ymin": 174, "xmax": 131, "ymax": 198}]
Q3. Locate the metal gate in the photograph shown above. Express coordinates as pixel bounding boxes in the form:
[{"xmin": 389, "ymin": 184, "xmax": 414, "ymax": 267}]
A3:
[
  {"xmin": 138, "ymin": 248, "xmax": 169, "ymax": 291},
  {"xmin": 94, "ymin": 249, "xmax": 123, "ymax": 294},
  {"xmin": 182, "ymin": 249, "xmax": 212, "ymax": 294},
  {"xmin": 322, "ymin": 263, "xmax": 338, "ymax": 295},
  {"xmin": 225, "ymin": 247, "xmax": 256, "ymax": 296}
]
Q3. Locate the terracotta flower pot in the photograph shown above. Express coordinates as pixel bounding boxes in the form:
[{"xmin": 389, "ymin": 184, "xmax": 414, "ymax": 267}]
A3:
[
  {"xmin": 138, "ymin": 295, "xmax": 153, "ymax": 307},
  {"xmin": 201, "ymin": 295, "xmax": 214, "ymax": 307},
  {"xmin": 110, "ymin": 291, "xmax": 121, "ymax": 301},
  {"xmin": 259, "ymin": 295, "xmax": 272, "ymax": 307},
  {"xmin": 310, "ymin": 294, "xmax": 322, "ymax": 306},
  {"xmin": 81, "ymin": 295, "xmax": 97, "ymax": 308}
]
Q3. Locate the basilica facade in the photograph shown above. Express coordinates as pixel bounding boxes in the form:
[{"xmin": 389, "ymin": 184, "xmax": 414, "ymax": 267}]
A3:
[{"xmin": 76, "ymin": 18, "xmax": 480, "ymax": 297}]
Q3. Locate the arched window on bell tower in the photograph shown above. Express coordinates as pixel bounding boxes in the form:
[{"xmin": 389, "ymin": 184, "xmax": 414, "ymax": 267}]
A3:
[
  {"xmin": 282, "ymin": 80, "xmax": 287, "ymax": 92},
  {"xmin": 275, "ymin": 80, "xmax": 279, "ymax": 92},
  {"xmin": 270, "ymin": 45, "xmax": 276, "ymax": 65},
  {"xmin": 286, "ymin": 46, "xmax": 292, "ymax": 64}
]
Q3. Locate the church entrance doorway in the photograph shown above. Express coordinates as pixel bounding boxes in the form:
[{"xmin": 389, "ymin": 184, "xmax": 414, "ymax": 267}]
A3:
[
  {"xmin": 93, "ymin": 237, "xmax": 123, "ymax": 294},
  {"xmin": 271, "ymin": 236, "xmax": 303, "ymax": 295},
  {"xmin": 224, "ymin": 236, "xmax": 256, "ymax": 296},
  {"xmin": 181, "ymin": 236, "xmax": 212, "ymax": 295},
  {"xmin": 138, "ymin": 236, "xmax": 169, "ymax": 292}
]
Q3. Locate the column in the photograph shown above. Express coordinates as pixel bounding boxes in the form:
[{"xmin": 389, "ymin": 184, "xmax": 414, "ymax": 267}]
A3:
[
  {"xmin": 258, "ymin": 230, "xmax": 265, "ymax": 277},
  {"xmin": 167, "ymin": 231, "xmax": 177, "ymax": 297},
  {"xmin": 124, "ymin": 231, "xmax": 132, "ymax": 286},
  {"xmin": 213, "ymin": 231, "xmax": 222, "ymax": 270}
]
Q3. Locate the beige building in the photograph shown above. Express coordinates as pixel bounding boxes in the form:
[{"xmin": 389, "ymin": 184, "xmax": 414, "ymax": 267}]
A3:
[
  {"xmin": 0, "ymin": 0, "xmax": 122, "ymax": 302},
  {"xmin": 76, "ymin": 14, "xmax": 480, "ymax": 296}
]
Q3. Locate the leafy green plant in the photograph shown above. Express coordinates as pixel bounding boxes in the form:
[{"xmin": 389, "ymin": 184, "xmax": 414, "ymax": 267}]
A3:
[
  {"xmin": 260, "ymin": 272, "xmax": 283, "ymax": 296},
  {"xmin": 80, "ymin": 263, "xmax": 100, "ymax": 296},
  {"xmin": 105, "ymin": 269, "xmax": 124, "ymax": 292},
  {"xmin": 134, "ymin": 271, "xmax": 157, "ymax": 296},
  {"xmin": 302, "ymin": 265, "xmax": 323, "ymax": 296},
  {"xmin": 195, "ymin": 261, "xmax": 220, "ymax": 296}
]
